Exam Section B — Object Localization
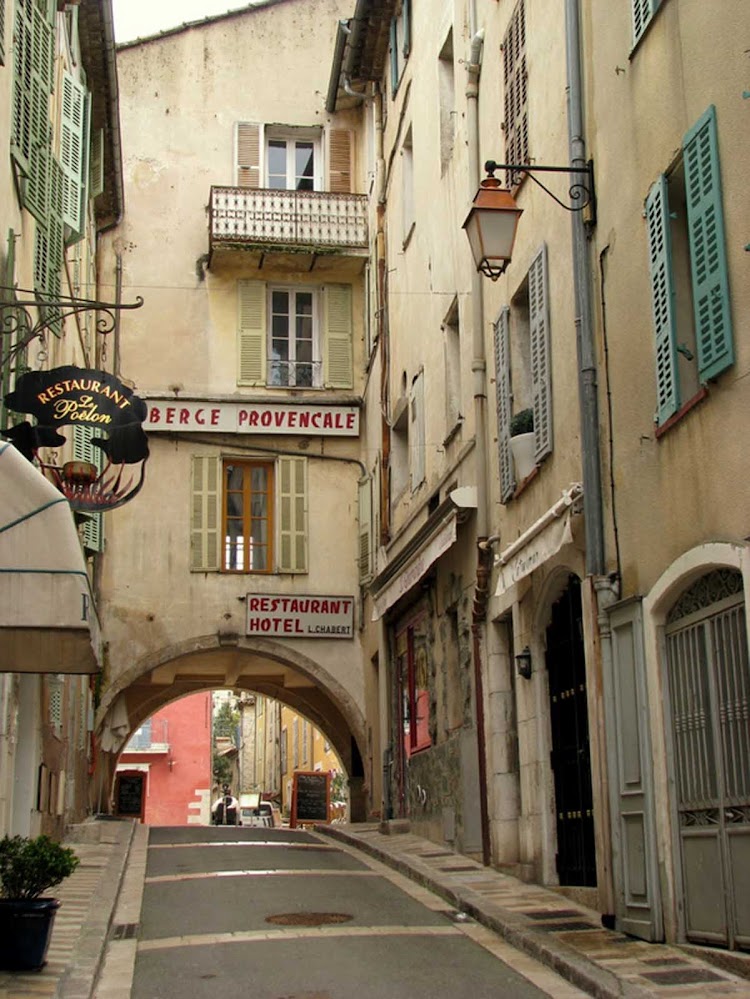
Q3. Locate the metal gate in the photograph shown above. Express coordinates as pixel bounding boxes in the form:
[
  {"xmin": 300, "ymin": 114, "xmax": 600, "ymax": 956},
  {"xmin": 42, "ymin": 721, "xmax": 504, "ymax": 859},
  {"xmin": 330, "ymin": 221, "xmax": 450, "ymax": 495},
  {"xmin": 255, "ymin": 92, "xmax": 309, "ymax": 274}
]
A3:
[
  {"xmin": 665, "ymin": 568, "xmax": 750, "ymax": 951},
  {"xmin": 546, "ymin": 575, "xmax": 597, "ymax": 886}
]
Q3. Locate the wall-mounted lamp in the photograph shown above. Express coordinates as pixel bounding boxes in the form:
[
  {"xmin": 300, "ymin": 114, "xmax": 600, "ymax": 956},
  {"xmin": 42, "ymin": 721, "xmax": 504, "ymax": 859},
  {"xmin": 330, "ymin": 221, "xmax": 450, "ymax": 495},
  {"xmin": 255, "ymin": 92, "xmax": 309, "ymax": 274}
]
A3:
[
  {"xmin": 515, "ymin": 647, "xmax": 533, "ymax": 680},
  {"xmin": 463, "ymin": 160, "xmax": 596, "ymax": 280}
]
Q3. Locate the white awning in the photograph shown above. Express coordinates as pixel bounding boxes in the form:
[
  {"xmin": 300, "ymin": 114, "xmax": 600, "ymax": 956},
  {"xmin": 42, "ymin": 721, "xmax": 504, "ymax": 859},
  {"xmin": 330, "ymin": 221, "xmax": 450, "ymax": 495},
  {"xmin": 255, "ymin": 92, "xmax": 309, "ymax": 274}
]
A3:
[
  {"xmin": 494, "ymin": 483, "xmax": 583, "ymax": 598},
  {"xmin": 0, "ymin": 442, "xmax": 99, "ymax": 673},
  {"xmin": 372, "ymin": 515, "xmax": 457, "ymax": 620}
]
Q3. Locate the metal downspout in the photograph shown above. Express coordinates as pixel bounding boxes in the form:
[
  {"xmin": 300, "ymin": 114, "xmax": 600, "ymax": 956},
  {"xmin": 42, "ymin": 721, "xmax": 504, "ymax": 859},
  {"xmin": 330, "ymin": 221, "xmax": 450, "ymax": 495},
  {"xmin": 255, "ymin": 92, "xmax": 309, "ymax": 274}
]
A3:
[
  {"xmin": 565, "ymin": 0, "xmax": 605, "ymax": 576},
  {"xmin": 466, "ymin": 25, "xmax": 492, "ymax": 867}
]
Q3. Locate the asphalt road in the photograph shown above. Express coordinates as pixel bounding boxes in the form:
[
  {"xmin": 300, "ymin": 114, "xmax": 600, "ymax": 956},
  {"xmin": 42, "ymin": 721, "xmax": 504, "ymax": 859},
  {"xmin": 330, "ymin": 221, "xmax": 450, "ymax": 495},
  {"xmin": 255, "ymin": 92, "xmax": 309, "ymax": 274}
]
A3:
[{"xmin": 132, "ymin": 826, "xmax": 559, "ymax": 999}]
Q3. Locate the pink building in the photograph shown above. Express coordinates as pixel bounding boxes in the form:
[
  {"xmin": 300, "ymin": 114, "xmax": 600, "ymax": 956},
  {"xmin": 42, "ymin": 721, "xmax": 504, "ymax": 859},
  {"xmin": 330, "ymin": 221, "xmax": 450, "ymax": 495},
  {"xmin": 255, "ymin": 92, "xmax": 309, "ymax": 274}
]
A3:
[{"xmin": 117, "ymin": 692, "xmax": 212, "ymax": 825}]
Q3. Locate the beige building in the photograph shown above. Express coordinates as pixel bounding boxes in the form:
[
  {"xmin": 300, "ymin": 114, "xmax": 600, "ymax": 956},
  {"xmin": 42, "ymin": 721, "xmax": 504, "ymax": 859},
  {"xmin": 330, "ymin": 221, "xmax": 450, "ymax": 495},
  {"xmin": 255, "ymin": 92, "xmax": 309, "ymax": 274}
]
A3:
[
  {"xmin": 95, "ymin": 0, "xmax": 375, "ymax": 821},
  {"xmin": 0, "ymin": 0, "xmax": 123, "ymax": 837}
]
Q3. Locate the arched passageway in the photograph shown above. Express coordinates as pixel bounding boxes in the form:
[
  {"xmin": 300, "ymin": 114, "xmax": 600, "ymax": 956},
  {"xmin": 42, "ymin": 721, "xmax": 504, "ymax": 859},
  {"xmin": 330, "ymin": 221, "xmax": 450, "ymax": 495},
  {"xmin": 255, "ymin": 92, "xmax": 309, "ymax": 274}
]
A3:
[{"xmin": 93, "ymin": 634, "xmax": 367, "ymax": 820}]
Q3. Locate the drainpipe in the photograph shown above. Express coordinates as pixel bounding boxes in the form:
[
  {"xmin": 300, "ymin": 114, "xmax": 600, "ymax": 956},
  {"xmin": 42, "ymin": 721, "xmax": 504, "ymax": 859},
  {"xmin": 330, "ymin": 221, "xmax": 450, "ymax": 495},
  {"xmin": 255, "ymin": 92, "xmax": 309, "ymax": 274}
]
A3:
[
  {"xmin": 466, "ymin": 22, "xmax": 492, "ymax": 868},
  {"xmin": 565, "ymin": 0, "xmax": 605, "ymax": 577}
]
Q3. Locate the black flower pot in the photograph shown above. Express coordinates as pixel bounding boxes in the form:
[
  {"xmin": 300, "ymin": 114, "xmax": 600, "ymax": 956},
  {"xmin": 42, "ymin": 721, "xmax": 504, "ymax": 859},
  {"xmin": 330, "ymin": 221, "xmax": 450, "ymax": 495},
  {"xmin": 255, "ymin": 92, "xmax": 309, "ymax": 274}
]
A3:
[{"xmin": 0, "ymin": 898, "xmax": 60, "ymax": 971}]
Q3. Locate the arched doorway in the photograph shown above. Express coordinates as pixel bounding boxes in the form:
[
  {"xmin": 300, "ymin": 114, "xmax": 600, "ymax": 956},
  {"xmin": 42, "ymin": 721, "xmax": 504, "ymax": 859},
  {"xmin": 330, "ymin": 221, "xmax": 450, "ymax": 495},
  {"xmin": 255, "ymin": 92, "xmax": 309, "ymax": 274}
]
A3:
[
  {"xmin": 545, "ymin": 575, "xmax": 596, "ymax": 887},
  {"xmin": 664, "ymin": 568, "xmax": 749, "ymax": 950}
]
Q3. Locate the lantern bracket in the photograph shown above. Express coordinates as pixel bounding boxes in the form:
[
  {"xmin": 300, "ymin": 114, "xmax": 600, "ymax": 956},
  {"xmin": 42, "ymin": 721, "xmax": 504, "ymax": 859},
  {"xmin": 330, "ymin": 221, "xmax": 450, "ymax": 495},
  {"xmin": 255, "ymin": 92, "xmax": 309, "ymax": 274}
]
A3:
[{"xmin": 484, "ymin": 160, "xmax": 596, "ymax": 219}]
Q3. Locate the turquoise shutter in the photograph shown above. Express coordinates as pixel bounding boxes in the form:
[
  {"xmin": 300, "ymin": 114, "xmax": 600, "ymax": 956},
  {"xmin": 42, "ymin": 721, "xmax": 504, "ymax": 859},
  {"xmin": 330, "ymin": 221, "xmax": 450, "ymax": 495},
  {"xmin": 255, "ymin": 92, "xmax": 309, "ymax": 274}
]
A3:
[
  {"xmin": 493, "ymin": 307, "xmax": 514, "ymax": 501},
  {"xmin": 74, "ymin": 424, "xmax": 103, "ymax": 552},
  {"xmin": 89, "ymin": 128, "xmax": 104, "ymax": 199},
  {"xmin": 237, "ymin": 280, "xmax": 266, "ymax": 385},
  {"xmin": 529, "ymin": 244, "xmax": 552, "ymax": 462},
  {"xmin": 191, "ymin": 455, "xmax": 221, "ymax": 571},
  {"xmin": 278, "ymin": 456, "xmax": 307, "ymax": 573},
  {"xmin": 389, "ymin": 20, "xmax": 398, "ymax": 93},
  {"xmin": 683, "ymin": 106, "xmax": 733, "ymax": 383},
  {"xmin": 632, "ymin": 0, "xmax": 658, "ymax": 46},
  {"xmin": 323, "ymin": 284, "xmax": 353, "ymax": 388},
  {"xmin": 402, "ymin": 0, "xmax": 411, "ymax": 58},
  {"xmin": 60, "ymin": 72, "xmax": 91, "ymax": 240},
  {"xmin": 645, "ymin": 176, "xmax": 679, "ymax": 424}
]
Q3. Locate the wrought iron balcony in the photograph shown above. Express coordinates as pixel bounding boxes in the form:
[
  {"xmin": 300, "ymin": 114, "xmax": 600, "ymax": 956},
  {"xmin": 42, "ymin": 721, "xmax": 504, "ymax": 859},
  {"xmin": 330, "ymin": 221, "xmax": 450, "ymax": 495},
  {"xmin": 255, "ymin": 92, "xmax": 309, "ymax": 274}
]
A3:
[{"xmin": 209, "ymin": 186, "xmax": 368, "ymax": 256}]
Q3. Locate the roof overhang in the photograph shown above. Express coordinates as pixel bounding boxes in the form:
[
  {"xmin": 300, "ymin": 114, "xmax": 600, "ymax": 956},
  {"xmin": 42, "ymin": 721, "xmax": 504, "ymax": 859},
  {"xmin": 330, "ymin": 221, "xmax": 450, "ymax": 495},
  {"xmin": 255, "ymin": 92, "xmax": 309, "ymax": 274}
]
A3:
[{"xmin": 326, "ymin": 0, "xmax": 398, "ymax": 112}]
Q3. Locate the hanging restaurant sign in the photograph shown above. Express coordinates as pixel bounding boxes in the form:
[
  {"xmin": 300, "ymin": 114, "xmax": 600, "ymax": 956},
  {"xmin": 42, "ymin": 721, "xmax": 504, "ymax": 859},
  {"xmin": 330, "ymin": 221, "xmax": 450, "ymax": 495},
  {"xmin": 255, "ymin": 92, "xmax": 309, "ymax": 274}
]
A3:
[
  {"xmin": 3, "ymin": 366, "xmax": 150, "ymax": 512},
  {"xmin": 245, "ymin": 594, "xmax": 355, "ymax": 638}
]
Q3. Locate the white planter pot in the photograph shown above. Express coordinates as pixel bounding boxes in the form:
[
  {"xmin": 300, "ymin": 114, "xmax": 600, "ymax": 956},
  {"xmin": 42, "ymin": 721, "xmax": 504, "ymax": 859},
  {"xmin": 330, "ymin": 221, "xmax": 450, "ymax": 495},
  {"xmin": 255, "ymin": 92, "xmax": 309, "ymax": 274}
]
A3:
[{"xmin": 510, "ymin": 431, "xmax": 536, "ymax": 482}]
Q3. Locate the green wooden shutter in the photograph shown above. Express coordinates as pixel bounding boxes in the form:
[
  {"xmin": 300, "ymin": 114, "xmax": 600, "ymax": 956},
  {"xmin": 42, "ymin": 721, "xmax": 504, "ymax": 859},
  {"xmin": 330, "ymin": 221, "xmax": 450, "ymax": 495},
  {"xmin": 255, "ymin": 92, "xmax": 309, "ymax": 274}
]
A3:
[
  {"xmin": 60, "ymin": 72, "xmax": 91, "ymax": 241},
  {"xmin": 323, "ymin": 284, "xmax": 353, "ymax": 388},
  {"xmin": 237, "ymin": 280, "xmax": 266, "ymax": 385},
  {"xmin": 74, "ymin": 424, "xmax": 103, "ymax": 552},
  {"xmin": 683, "ymin": 106, "xmax": 733, "ymax": 384},
  {"xmin": 389, "ymin": 20, "xmax": 399, "ymax": 93},
  {"xmin": 236, "ymin": 122, "xmax": 261, "ymax": 189},
  {"xmin": 632, "ymin": 0, "xmax": 658, "ymax": 46},
  {"xmin": 278, "ymin": 456, "xmax": 307, "ymax": 574},
  {"xmin": 402, "ymin": 0, "xmax": 411, "ymax": 58},
  {"xmin": 11, "ymin": 0, "xmax": 34, "ymax": 173},
  {"xmin": 191, "ymin": 455, "xmax": 221, "ymax": 571},
  {"xmin": 529, "ymin": 244, "xmax": 552, "ymax": 462},
  {"xmin": 358, "ymin": 475, "xmax": 373, "ymax": 582},
  {"xmin": 493, "ymin": 307, "xmax": 514, "ymax": 501},
  {"xmin": 645, "ymin": 176, "xmax": 679, "ymax": 424}
]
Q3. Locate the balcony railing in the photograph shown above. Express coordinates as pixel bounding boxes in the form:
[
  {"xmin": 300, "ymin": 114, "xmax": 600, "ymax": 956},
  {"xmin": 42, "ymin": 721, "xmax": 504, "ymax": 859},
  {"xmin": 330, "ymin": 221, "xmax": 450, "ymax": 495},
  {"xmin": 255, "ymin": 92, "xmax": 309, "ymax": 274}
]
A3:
[{"xmin": 209, "ymin": 187, "xmax": 368, "ymax": 252}]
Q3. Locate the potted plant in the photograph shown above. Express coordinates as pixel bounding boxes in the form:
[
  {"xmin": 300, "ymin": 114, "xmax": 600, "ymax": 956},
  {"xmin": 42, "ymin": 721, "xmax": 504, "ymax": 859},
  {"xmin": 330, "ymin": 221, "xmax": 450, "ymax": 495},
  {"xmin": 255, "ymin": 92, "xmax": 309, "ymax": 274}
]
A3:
[
  {"xmin": 0, "ymin": 834, "xmax": 80, "ymax": 971},
  {"xmin": 509, "ymin": 407, "xmax": 536, "ymax": 482}
]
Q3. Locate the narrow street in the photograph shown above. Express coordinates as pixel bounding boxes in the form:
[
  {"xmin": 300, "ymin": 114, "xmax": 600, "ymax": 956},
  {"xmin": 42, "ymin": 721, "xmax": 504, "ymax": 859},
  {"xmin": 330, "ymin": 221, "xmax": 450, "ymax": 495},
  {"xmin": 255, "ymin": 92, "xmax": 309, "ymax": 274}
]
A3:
[{"xmin": 130, "ymin": 826, "xmax": 583, "ymax": 999}]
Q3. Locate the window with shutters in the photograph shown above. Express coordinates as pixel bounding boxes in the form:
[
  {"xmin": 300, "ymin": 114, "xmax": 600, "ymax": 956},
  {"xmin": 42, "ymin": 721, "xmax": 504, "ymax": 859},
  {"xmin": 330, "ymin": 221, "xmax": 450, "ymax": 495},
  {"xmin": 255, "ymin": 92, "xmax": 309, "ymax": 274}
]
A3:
[
  {"xmin": 389, "ymin": 0, "xmax": 411, "ymax": 98},
  {"xmin": 235, "ymin": 123, "xmax": 353, "ymax": 194},
  {"xmin": 60, "ymin": 71, "xmax": 91, "ymax": 243},
  {"xmin": 632, "ymin": 0, "xmax": 661, "ymax": 48},
  {"xmin": 358, "ymin": 474, "xmax": 374, "ymax": 583},
  {"xmin": 503, "ymin": 0, "xmax": 528, "ymax": 187},
  {"xmin": 645, "ymin": 106, "xmax": 733, "ymax": 430},
  {"xmin": 191, "ymin": 454, "xmax": 307, "ymax": 574},
  {"xmin": 237, "ymin": 281, "xmax": 353, "ymax": 390},
  {"xmin": 74, "ymin": 424, "xmax": 104, "ymax": 552},
  {"xmin": 493, "ymin": 244, "xmax": 552, "ymax": 501},
  {"xmin": 438, "ymin": 29, "xmax": 455, "ymax": 174}
]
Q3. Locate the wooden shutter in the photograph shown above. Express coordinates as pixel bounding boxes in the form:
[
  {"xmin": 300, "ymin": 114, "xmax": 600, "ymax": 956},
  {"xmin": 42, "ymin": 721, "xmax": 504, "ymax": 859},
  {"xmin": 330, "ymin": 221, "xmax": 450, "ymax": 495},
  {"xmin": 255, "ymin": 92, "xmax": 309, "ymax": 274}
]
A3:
[
  {"xmin": 11, "ymin": 0, "xmax": 35, "ymax": 173},
  {"xmin": 632, "ymin": 0, "xmax": 657, "ymax": 46},
  {"xmin": 683, "ymin": 106, "xmax": 734, "ymax": 383},
  {"xmin": 236, "ymin": 122, "xmax": 261, "ymax": 189},
  {"xmin": 402, "ymin": 0, "xmax": 411, "ymax": 58},
  {"xmin": 323, "ymin": 284, "xmax": 353, "ymax": 389},
  {"xmin": 409, "ymin": 369, "xmax": 425, "ymax": 490},
  {"xmin": 493, "ymin": 307, "xmax": 514, "ymax": 502},
  {"xmin": 73, "ymin": 424, "xmax": 103, "ymax": 552},
  {"xmin": 278, "ymin": 456, "xmax": 307, "ymax": 574},
  {"xmin": 358, "ymin": 475, "xmax": 373, "ymax": 582},
  {"xmin": 89, "ymin": 128, "xmax": 104, "ymax": 199},
  {"xmin": 645, "ymin": 176, "xmax": 679, "ymax": 424},
  {"xmin": 503, "ymin": 0, "xmax": 528, "ymax": 179},
  {"xmin": 60, "ymin": 72, "xmax": 91, "ymax": 240},
  {"xmin": 327, "ymin": 129, "xmax": 352, "ymax": 194},
  {"xmin": 529, "ymin": 244, "xmax": 552, "ymax": 462},
  {"xmin": 237, "ymin": 280, "xmax": 266, "ymax": 385},
  {"xmin": 191, "ymin": 455, "xmax": 221, "ymax": 571},
  {"xmin": 389, "ymin": 20, "xmax": 399, "ymax": 94}
]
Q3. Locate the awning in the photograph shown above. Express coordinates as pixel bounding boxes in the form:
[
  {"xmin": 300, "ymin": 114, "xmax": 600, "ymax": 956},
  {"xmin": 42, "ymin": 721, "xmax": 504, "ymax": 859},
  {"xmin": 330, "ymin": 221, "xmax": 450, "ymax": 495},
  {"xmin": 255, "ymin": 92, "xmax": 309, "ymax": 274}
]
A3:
[
  {"xmin": 0, "ymin": 442, "xmax": 99, "ymax": 673},
  {"xmin": 372, "ymin": 514, "xmax": 457, "ymax": 620},
  {"xmin": 494, "ymin": 483, "xmax": 583, "ymax": 598}
]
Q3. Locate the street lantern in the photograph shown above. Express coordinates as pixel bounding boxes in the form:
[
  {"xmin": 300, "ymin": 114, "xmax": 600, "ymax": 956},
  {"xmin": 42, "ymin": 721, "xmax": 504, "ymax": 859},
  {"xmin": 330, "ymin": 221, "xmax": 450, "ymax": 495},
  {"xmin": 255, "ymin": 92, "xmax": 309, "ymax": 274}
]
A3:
[{"xmin": 462, "ymin": 175, "xmax": 523, "ymax": 281}]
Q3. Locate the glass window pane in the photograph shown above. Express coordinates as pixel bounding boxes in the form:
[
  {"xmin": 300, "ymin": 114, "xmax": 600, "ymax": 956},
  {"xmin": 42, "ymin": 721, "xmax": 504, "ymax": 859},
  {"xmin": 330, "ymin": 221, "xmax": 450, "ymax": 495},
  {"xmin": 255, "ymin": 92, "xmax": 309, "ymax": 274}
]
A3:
[
  {"xmin": 296, "ymin": 365, "xmax": 313, "ymax": 388},
  {"xmin": 295, "ymin": 142, "xmax": 314, "ymax": 191},
  {"xmin": 225, "ymin": 464, "xmax": 244, "ymax": 490},
  {"xmin": 251, "ymin": 466, "xmax": 268, "ymax": 491},
  {"xmin": 268, "ymin": 140, "xmax": 286, "ymax": 188},
  {"xmin": 297, "ymin": 292, "xmax": 313, "ymax": 315},
  {"xmin": 271, "ymin": 290, "xmax": 289, "ymax": 313}
]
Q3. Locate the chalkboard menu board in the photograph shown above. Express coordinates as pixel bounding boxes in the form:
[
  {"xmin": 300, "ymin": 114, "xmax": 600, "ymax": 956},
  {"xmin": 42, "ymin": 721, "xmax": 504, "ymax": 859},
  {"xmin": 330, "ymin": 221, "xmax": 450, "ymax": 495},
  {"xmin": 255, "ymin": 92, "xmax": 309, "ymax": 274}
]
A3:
[
  {"xmin": 116, "ymin": 773, "xmax": 144, "ymax": 819},
  {"xmin": 290, "ymin": 771, "xmax": 330, "ymax": 828}
]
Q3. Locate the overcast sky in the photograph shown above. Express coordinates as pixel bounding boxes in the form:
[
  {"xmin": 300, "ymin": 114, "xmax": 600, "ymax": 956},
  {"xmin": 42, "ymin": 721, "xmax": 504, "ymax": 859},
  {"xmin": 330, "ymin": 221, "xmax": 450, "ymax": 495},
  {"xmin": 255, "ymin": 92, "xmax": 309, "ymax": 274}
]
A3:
[{"xmin": 112, "ymin": 0, "xmax": 253, "ymax": 43}]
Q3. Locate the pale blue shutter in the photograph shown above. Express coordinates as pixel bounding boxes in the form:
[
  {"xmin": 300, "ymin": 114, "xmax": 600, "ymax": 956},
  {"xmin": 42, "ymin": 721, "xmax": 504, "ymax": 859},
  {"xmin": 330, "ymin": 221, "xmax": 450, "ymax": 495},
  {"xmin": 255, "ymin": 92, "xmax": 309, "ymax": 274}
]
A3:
[
  {"xmin": 60, "ymin": 72, "xmax": 91, "ymax": 241},
  {"xmin": 683, "ymin": 106, "xmax": 733, "ymax": 384},
  {"xmin": 493, "ymin": 308, "xmax": 514, "ymax": 501},
  {"xmin": 402, "ymin": 0, "xmax": 411, "ymax": 58},
  {"xmin": 237, "ymin": 280, "xmax": 266, "ymax": 385},
  {"xmin": 632, "ymin": 0, "xmax": 658, "ymax": 46},
  {"xmin": 74, "ymin": 424, "xmax": 103, "ymax": 552},
  {"xmin": 191, "ymin": 455, "xmax": 221, "ymax": 571},
  {"xmin": 529, "ymin": 244, "xmax": 552, "ymax": 462},
  {"xmin": 278, "ymin": 456, "xmax": 307, "ymax": 573},
  {"xmin": 389, "ymin": 20, "xmax": 399, "ymax": 93},
  {"xmin": 645, "ymin": 177, "xmax": 679, "ymax": 424}
]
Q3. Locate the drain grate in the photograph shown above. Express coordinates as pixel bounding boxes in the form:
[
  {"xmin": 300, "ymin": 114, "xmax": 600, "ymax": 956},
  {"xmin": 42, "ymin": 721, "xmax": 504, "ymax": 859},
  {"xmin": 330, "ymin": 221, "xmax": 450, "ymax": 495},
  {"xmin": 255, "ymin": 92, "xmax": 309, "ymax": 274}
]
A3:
[
  {"xmin": 438, "ymin": 865, "xmax": 480, "ymax": 872},
  {"xmin": 535, "ymin": 920, "xmax": 599, "ymax": 932},
  {"xmin": 640, "ymin": 968, "xmax": 726, "ymax": 985},
  {"xmin": 110, "ymin": 922, "xmax": 139, "ymax": 940},
  {"xmin": 524, "ymin": 909, "xmax": 585, "ymax": 920},
  {"xmin": 266, "ymin": 912, "xmax": 353, "ymax": 927}
]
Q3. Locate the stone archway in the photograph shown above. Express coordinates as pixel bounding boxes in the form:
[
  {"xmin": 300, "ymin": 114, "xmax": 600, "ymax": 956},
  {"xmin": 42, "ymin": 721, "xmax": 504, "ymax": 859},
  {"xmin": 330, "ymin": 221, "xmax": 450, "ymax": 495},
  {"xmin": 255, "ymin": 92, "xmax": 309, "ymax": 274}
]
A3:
[{"xmin": 94, "ymin": 633, "xmax": 368, "ymax": 820}]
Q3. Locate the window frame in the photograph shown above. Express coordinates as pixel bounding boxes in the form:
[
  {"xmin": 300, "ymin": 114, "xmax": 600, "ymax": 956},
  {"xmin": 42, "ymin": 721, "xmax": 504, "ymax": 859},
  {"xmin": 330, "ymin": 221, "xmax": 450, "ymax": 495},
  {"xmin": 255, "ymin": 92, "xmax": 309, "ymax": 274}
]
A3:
[
  {"xmin": 264, "ymin": 128, "xmax": 321, "ymax": 192},
  {"xmin": 222, "ymin": 458, "xmax": 275, "ymax": 574},
  {"xmin": 268, "ymin": 285, "xmax": 321, "ymax": 389}
]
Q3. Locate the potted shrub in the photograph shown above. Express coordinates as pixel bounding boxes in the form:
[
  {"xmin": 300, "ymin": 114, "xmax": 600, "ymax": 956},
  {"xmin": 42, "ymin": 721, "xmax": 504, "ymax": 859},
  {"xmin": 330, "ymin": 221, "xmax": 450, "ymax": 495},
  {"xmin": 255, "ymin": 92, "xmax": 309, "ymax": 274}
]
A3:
[
  {"xmin": 0, "ymin": 834, "xmax": 80, "ymax": 971},
  {"xmin": 509, "ymin": 407, "xmax": 536, "ymax": 482}
]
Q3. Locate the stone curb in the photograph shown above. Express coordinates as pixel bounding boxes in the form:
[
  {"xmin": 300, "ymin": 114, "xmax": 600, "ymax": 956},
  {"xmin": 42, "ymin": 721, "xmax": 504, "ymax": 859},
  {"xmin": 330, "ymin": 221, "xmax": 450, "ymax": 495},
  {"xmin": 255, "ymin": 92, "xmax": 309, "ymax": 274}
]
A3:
[
  {"xmin": 317, "ymin": 824, "xmax": 651, "ymax": 999},
  {"xmin": 54, "ymin": 818, "xmax": 138, "ymax": 999}
]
